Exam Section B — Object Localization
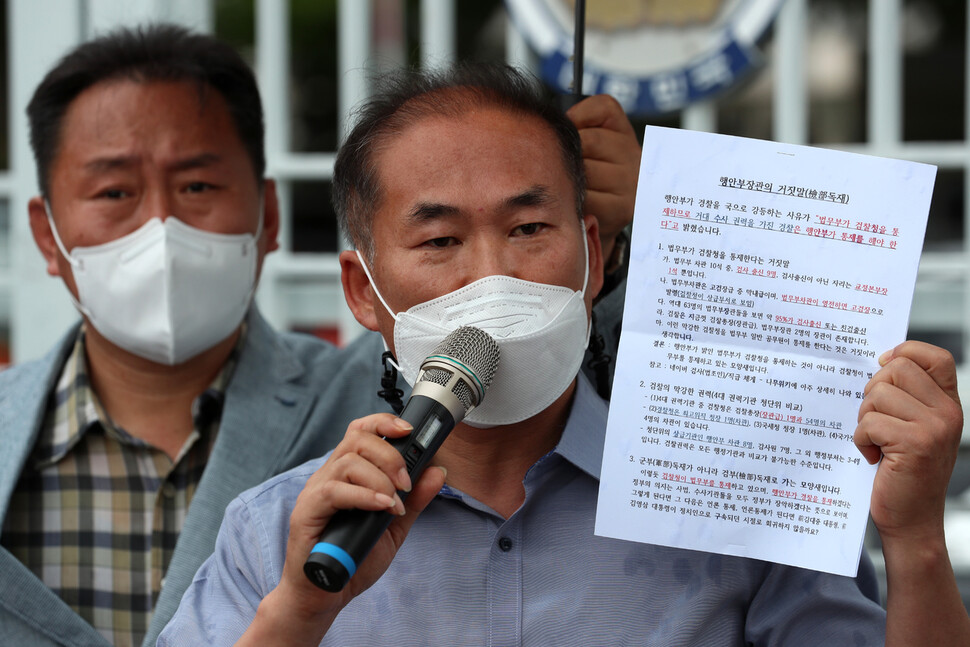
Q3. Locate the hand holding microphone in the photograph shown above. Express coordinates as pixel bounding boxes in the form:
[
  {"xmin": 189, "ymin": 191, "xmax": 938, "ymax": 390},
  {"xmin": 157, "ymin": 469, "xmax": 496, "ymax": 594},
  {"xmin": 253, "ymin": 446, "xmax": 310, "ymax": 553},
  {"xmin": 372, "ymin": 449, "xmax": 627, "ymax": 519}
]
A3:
[{"xmin": 304, "ymin": 326, "xmax": 500, "ymax": 592}]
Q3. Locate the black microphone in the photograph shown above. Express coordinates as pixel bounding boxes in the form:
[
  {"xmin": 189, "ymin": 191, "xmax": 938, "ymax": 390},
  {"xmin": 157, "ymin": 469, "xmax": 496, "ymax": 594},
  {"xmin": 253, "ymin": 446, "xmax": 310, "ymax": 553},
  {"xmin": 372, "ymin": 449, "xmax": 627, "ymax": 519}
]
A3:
[{"xmin": 303, "ymin": 325, "xmax": 500, "ymax": 592}]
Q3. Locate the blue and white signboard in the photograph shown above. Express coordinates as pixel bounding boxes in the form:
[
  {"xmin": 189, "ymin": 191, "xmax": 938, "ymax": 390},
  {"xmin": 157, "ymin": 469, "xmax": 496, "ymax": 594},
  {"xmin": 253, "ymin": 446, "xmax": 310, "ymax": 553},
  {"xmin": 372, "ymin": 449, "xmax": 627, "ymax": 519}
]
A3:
[{"xmin": 505, "ymin": 0, "xmax": 784, "ymax": 114}]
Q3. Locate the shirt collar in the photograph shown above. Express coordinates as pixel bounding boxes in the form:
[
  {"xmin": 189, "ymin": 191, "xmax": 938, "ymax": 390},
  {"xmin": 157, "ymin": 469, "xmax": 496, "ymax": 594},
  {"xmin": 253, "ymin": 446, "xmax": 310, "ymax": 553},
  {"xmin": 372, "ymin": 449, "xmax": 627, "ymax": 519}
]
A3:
[
  {"xmin": 438, "ymin": 372, "xmax": 609, "ymax": 504},
  {"xmin": 32, "ymin": 323, "xmax": 247, "ymax": 469},
  {"xmin": 551, "ymin": 372, "xmax": 609, "ymax": 481},
  {"xmin": 191, "ymin": 320, "xmax": 246, "ymax": 430},
  {"xmin": 32, "ymin": 327, "xmax": 102, "ymax": 467}
]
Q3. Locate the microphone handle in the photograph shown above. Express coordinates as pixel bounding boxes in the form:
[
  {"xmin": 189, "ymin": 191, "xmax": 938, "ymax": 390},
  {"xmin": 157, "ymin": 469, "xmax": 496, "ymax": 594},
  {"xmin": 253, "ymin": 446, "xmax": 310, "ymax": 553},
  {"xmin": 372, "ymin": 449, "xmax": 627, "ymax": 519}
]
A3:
[{"xmin": 303, "ymin": 394, "xmax": 457, "ymax": 592}]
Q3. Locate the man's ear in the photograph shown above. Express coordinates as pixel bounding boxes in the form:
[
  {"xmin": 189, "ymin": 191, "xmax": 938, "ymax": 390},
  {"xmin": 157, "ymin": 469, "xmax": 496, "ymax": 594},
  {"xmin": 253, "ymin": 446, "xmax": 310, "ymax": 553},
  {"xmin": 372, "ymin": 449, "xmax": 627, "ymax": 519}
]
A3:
[
  {"xmin": 260, "ymin": 178, "xmax": 281, "ymax": 254},
  {"xmin": 339, "ymin": 249, "xmax": 380, "ymax": 331},
  {"xmin": 28, "ymin": 196, "xmax": 62, "ymax": 276},
  {"xmin": 584, "ymin": 214, "xmax": 605, "ymax": 301}
]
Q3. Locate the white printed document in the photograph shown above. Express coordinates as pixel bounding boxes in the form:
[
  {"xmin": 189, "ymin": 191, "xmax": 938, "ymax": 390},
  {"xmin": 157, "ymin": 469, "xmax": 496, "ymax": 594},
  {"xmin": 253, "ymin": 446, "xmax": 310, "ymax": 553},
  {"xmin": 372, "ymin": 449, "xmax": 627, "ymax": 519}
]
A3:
[{"xmin": 594, "ymin": 126, "xmax": 936, "ymax": 576}]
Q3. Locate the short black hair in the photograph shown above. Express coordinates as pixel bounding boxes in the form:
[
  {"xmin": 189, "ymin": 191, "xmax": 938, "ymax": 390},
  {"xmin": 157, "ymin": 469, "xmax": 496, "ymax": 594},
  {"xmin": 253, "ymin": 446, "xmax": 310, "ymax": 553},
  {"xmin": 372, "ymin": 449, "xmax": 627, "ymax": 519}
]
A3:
[
  {"xmin": 27, "ymin": 23, "xmax": 265, "ymax": 196},
  {"xmin": 332, "ymin": 63, "xmax": 585, "ymax": 260}
]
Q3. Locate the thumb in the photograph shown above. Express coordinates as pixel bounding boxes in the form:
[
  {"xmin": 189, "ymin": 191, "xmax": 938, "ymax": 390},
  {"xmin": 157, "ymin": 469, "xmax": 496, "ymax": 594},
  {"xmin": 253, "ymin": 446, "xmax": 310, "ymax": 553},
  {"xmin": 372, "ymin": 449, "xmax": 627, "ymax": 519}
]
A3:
[{"xmin": 386, "ymin": 466, "xmax": 447, "ymax": 546}]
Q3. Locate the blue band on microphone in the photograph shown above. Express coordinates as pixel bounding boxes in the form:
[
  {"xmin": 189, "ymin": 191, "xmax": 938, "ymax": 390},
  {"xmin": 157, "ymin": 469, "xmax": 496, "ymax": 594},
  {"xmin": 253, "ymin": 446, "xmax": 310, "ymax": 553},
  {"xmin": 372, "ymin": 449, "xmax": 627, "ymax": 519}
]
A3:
[{"xmin": 310, "ymin": 542, "xmax": 357, "ymax": 577}]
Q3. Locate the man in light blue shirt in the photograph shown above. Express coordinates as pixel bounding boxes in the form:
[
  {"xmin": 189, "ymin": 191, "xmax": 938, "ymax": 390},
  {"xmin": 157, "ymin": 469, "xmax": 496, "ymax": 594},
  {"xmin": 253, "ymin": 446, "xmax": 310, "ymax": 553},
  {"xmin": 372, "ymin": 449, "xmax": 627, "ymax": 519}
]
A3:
[
  {"xmin": 161, "ymin": 373, "xmax": 891, "ymax": 645},
  {"xmin": 160, "ymin": 64, "xmax": 970, "ymax": 646}
]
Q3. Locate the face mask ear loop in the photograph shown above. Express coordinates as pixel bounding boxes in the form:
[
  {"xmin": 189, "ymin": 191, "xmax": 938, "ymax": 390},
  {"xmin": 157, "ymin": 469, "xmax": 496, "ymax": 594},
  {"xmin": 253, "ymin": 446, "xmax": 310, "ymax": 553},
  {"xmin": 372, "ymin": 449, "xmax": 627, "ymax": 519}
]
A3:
[
  {"xmin": 354, "ymin": 249, "xmax": 401, "ymax": 323},
  {"xmin": 44, "ymin": 201, "xmax": 95, "ymax": 320},
  {"xmin": 354, "ymin": 249, "xmax": 406, "ymax": 373},
  {"xmin": 45, "ymin": 201, "xmax": 82, "ymax": 270},
  {"xmin": 239, "ymin": 205, "xmax": 266, "ymax": 309},
  {"xmin": 579, "ymin": 226, "xmax": 593, "ymax": 343},
  {"xmin": 253, "ymin": 204, "xmax": 265, "ymax": 242},
  {"xmin": 581, "ymin": 226, "xmax": 590, "ymax": 296}
]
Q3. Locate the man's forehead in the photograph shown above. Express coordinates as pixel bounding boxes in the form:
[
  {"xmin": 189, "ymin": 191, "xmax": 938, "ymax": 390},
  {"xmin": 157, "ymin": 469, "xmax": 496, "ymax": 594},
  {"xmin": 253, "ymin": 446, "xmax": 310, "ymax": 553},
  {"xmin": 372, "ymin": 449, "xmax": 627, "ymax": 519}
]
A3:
[
  {"xmin": 392, "ymin": 98, "xmax": 551, "ymax": 139},
  {"xmin": 67, "ymin": 77, "xmax": 217, "ymax": 115},
  {"xmin": 381, "ymin": 119, "xmax": 557, "ymax": 188},
  {"xmin": 373, "ymin": 103, "xmax": 564, "ymax": 182},
  {"xmin": 53, "ymin": 78, "xmax": 255, "ymax": 175}
]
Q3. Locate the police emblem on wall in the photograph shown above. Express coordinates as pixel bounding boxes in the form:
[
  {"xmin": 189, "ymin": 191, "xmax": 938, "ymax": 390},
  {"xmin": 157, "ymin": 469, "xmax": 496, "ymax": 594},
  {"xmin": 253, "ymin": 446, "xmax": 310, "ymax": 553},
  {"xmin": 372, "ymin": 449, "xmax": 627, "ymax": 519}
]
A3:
[{"xmin": 505, "ymin": 0, "xmax": 784, "ymax": 114}]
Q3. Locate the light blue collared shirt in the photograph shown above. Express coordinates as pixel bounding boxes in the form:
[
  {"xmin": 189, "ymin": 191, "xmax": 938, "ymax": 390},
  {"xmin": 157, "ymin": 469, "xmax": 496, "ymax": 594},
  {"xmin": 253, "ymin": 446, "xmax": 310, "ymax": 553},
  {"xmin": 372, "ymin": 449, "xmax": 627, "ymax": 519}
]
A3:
[{"xmin": 159, "ymin": 374, "xmax": 886, "ymax": 646}]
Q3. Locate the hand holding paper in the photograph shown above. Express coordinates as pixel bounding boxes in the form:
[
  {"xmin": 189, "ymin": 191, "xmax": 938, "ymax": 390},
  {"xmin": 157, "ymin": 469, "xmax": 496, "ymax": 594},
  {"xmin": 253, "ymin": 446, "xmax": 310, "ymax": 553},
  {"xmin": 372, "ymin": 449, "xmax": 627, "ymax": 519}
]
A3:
[
  {"xmin": 861, "ymin": 346, "xmax": 967, "ymax": 646},
  {"xmin": 566, "ymin": 93, "xmax": 641, "ymax": 262},
  {"xmin": 858, "ymin": 341, "xmax": 962, "ymax": 539}
]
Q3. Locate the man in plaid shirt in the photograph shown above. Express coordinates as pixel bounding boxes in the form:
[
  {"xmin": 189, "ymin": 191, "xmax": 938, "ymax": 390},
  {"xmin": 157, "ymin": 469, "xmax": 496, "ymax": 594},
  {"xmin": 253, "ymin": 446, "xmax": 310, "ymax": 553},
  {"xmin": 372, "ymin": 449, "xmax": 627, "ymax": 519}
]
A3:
[{"xmin": 0, "ymin": 24, "xmax": 385, "ymax": 647}]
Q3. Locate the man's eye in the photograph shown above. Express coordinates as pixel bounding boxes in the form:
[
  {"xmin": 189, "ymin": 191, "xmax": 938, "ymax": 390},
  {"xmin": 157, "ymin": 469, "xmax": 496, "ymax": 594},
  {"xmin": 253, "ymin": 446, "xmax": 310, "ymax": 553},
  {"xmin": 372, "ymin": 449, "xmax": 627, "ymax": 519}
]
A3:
[
  {"xmin": 185, "ymin": 182, "xmax": 215, "ymax": 193},
  {"xmin": 514, "ymin": 223, "xmax": 543, "ymax": 236},
  {"xmin": 425, "ymin": 236, "xmax": 456, "ymax": 248},
  {"xmin": 99, "ymin": 189, "xmax": 129, "ymax": 199}
]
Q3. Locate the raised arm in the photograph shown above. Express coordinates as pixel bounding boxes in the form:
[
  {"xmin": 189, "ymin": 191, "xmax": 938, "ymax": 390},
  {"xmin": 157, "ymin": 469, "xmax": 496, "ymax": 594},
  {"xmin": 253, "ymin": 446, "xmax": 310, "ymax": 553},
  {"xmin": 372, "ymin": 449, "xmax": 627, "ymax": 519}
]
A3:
[
  {"xmin": 158, "ymin": 413, "xmax": 446, "ymax": 647},
  {"xmin": 566, "ymin": 94, "xmax": 640, "ymax": 269},
  {"xmin": 239, "ymin": 413, "xmax": 445, "ymax": 646},
  {"xmin": 855, "ymin": 340, "xmax": 970, "ymax": 646}
]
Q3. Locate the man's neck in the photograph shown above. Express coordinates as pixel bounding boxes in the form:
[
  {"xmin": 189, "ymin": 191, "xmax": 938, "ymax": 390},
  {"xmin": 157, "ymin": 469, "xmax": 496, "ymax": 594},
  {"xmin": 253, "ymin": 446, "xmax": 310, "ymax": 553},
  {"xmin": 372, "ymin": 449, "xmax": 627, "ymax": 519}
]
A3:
[
  {"xmin": 434, "ymin": 380, "xmax": 577, "ymax": 519},
  {"xmin": 82, "ymin": 324, "xmax": 241, "ymax": 459}
]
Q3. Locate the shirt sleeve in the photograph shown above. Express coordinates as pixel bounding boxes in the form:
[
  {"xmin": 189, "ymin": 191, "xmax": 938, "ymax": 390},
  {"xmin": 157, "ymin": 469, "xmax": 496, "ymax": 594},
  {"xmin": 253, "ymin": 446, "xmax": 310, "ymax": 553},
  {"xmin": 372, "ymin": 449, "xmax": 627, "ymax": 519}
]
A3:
[
  {"xmin": 157, "ymin": 494, "xmax": 278, "ymax": 646},
  {"xmin": 744, "ymin": 553, "xmax": 887, "ymax": 646}
]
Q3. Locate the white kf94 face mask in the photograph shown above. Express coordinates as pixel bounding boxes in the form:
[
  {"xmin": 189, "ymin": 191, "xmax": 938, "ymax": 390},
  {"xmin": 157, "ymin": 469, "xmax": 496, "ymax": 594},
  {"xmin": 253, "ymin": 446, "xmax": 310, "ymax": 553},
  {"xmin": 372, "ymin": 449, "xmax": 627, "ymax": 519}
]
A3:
[
  {"xmin": 357, "ymin": 234, "xmax": 591, "ymax": 427},
  {"xmin": 47, "ymin": 207, "xmax": 261, "ymax": 365}
]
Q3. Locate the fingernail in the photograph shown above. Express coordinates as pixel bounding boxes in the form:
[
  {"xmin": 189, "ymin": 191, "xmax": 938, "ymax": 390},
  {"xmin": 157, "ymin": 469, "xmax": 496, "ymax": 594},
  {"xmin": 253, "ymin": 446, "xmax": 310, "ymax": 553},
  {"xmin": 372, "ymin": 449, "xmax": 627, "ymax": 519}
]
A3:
[
  {"xmin": 878, "ymin": 350, "xmax": 892, "ymax": 366},
  {"xmin": 437, "ymin": 466, "xmax": 448, "ymax": 479},
  {"xmin": 395, "ymin": 419, "xmax": 413, "ymax": 431},
  {"xmin": 394, "ymin": 493, "xmax": 406, "ymax": 516},
  {"xmin": 398, "ymin": 468, "xmax": 412, "ymax": 492},
  {"xmin": 375, "ymin": 492, "xmax": 395, "ymax": 508}
]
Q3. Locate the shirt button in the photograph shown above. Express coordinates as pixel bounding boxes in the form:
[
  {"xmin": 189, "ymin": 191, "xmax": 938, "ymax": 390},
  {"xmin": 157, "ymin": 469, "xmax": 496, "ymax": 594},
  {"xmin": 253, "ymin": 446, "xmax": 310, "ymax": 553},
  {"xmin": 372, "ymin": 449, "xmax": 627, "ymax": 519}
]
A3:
[
  {"xmin": 161, "ymin": 483, "xmax": 177, "ymax": 498},
  {"xmin": 498, "ymin": 537, "xmax": 513, "ymax": 552}
]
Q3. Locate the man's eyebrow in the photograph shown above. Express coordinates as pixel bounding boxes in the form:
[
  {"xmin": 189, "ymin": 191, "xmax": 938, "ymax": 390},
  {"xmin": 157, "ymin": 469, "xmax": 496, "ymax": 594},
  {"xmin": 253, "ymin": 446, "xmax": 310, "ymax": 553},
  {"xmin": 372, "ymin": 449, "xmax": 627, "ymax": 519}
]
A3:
[
  {"xmin": 404, "ymin": 186, "xmax": 555, "ymax": 223},
  {"xmin": 82, "ymin": 155, "xmax": 139, "ymax": 173},
  {"xmin": 170, "ymin": 153, "xmax": 222, "ymax": 172},
  {"xmin": 82, "ymin": 153, "xmax": 222, "ymax": 173},
  {"xmin": 406, "ymin": 202, "xmax": 460, "ymax": 223},
  {"xmin": 504, "ymin": 186, "xmax": 553, "ymax": 209}
]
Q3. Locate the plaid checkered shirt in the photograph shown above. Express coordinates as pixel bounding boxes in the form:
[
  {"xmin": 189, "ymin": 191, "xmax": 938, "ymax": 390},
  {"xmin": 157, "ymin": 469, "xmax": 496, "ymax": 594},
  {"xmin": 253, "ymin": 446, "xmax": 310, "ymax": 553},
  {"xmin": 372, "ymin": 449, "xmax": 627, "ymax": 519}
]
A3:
[{"xmin": 1, "ymin": 325, "xmax": 242, "ymax": 647}]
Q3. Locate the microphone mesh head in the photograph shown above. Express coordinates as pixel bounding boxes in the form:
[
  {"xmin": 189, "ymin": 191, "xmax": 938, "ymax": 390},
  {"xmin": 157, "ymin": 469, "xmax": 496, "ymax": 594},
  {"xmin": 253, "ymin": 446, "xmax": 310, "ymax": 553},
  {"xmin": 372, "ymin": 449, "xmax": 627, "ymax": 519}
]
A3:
[
  {"xmin": 451, "ymin": 378, "xmax": 474, "ymax": 409},
  {"xmin": 431, "ymin": 326, "xmax": 500, "ymax": 391},
  {"xmin": 422, "ymin": 367, "xmax": 474, "ymax": 410}
]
